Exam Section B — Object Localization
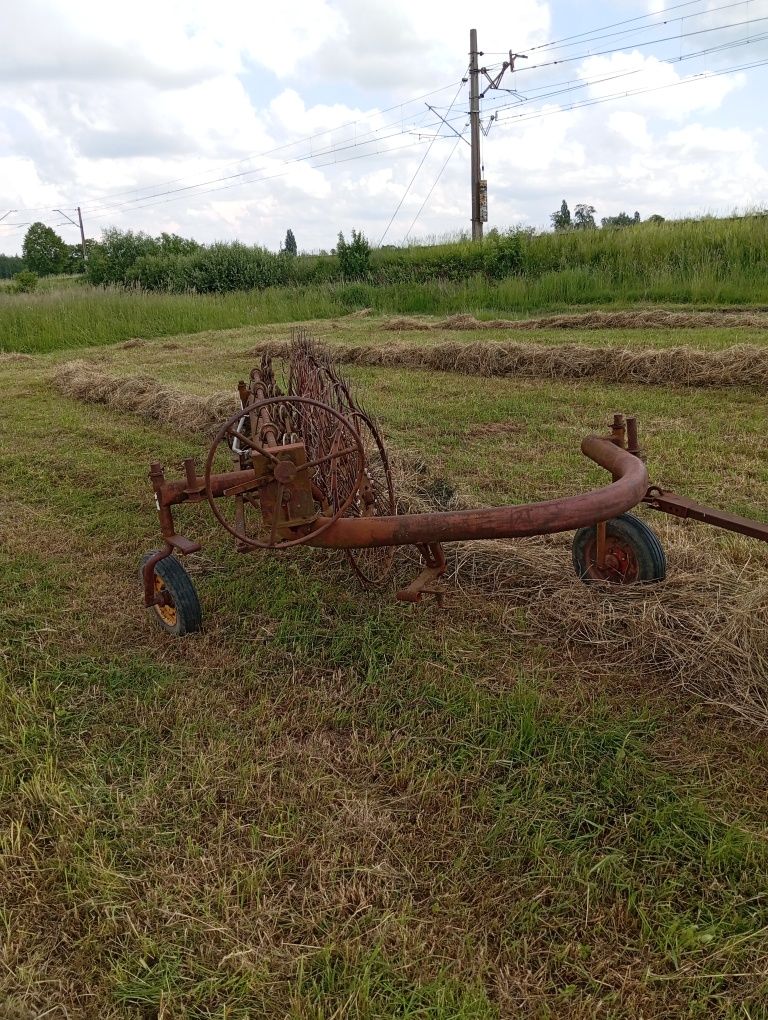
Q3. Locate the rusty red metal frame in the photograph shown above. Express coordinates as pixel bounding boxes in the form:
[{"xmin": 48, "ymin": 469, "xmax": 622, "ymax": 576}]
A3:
[
  {"xmin": 143, "ymin": 430, "xmax": 649, "ymax": 607},
  {"xmin": 143, "ymin": 396, "xmax": 768, "ymax": 612}
]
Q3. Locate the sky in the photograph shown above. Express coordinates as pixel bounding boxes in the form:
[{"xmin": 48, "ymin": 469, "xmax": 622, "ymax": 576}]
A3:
[{"xmin": 1, "ymin": 0, "xmax": 767, "ymax": 255}]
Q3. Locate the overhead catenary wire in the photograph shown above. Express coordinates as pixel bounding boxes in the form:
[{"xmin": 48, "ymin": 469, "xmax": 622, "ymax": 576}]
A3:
[
  {"xmin": 81, "ymin": 16, "xmax": 768, "ymax": 220},
  {"xmin": 78, "ymin": 105, "xmax": 439, "ymax": 217},
  {"xmin": 34, "ymin": 43, "xmax": 768, "ymax": 227},
  {"xmin": 378, "ymin": 77, "xmax": 466, "ymax": 246},
  {"xmin": 491, "ymin": 52, "xmax": 768, "ymax": 127},
  {"xmin": 477, "ymin": 28, "xmax": 768, "ymax": 118},
  {"xmin": 89, "ymin": 135, "xmax": 441, "ymax": 219},
  {"xmin": 482, "ymin": 0, "xmax": 743, "ymax": 55},
  {"xmin": 73, "ymin": 79, "xmax": 466, "ymax": 216},
  {"xmin": 525, "ymin": 0, "xmax": 752, "ymax": 52},
  {"xmin": 493, "ymin": 13, "xmax": 768, "ymax": 75},
  {"xmin": 404, "ymin": 131, "xmax": 466, "ymax": 242},
  {"xmin": 6, "ymin": 78, "xmax": 466, "ymax": 218},
  {"xmin": 5, "ymin": 3, "xmax": 768, "ymax": 241}
]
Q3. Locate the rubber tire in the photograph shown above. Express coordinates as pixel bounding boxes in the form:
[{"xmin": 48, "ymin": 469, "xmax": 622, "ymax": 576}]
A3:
[
  {"xmin": 572, "ymin": 513, "xmax": 667, "ymax": 585},
  {"xmin": 140, "ymin": 552, "xmax": 203, "ymax": 635}
]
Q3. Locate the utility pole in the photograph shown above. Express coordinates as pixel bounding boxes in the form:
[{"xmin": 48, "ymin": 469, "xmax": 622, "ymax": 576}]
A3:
[
  {"xmin": 77, "ymin": 207, "xmax": 87, "ymax": 262},
  {"xmin": 469, "ymin": 28, "xmax": 483, "ymax": 241},
  {"xmin": 467, "ymin": 32, "xmax": 526, "ymax": 240},
  {"xmin": 54, "ymin": 207, "xmax": 87, "ymax": 263}
]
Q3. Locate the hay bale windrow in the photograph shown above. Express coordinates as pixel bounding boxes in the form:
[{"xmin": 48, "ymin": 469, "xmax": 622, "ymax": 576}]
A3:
[
  {"xmin": 247, "ymin": 339, "xmax": 768, "ymax": 389},
  {"xmin": 381, "ymin": 309, "xmax": 768, "ymax": 332},
  {"xmin": 0, "ymin": 352, "xmax": 35, "ymax": 363},
  {"xmin": 54, "ymin": 360, "xmax": 238, "ymax": 435},
  {"xmin": 436, "ymin": 308, "xmax": 768, "ymax": 328}
]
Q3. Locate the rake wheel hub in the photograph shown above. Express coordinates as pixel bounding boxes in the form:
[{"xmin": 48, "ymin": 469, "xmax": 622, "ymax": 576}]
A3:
[{"xmin": 204, "ymin": 395, "xmax": 366, "ymax": 551}]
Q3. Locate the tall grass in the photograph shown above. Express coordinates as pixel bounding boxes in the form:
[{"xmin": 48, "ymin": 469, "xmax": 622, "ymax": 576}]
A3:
[
  {"xmin": 2, "ymin": 266, "xmax": 768, "ymax": 355},
  {"xmin": 2, "ymin": 216, "xmax": 767, "ymax": 354}
]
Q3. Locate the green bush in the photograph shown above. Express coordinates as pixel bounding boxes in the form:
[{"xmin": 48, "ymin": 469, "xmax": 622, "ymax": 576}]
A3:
[
  {"xmin": 79, "ymin": 213, "xmax": 768, "ymax": 297},
  {"xmin": 11, "ymin": 270, "xmax": 38, "ymax": 293},
  {"xmin": 183, "ymin": 243, "xmax": 289, "ymax": 293},
  {"xmin": 336, "ymin": 230, "xmax": 371, "ymax": 280},
  {"xmin": 125, "ymin": 242, "xmax": 290, "ymax": 293},
  {"xmin": 87, "ymin": 230, "xmax": 201, "ymax": 287}
]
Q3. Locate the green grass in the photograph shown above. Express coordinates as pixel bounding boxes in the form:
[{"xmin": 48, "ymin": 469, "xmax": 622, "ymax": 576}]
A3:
[
  {"xmin": 95, "ymin": 323, "xmax": 768, "ymax": 519},
  {"xmin": 368, "ymin": 214, "xmax": 768, "ymax": 288},
  {"xmin": 3, "ymin": 325, "xmax": 768, "ymax": 1015},
  {"xmin": 4, "ymin": 263, "xmax": 768, "ymax": 354}
]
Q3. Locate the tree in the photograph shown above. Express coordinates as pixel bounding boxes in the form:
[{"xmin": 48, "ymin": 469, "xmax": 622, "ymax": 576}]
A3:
[
  {"xmin": 551, "ymin": 200, "xmax": 571, "ymax": 231},
  {"xmin": 283, "ymin": 229, "xmax": 297, "ymax": 256},
  {"xmin": 647, "ymin": 214, "xmax": 666, "ymax": 224},
  {"xmin": 573, "ymin": 204, "xmax": 597, "ymax": 230},
  {"xmin": 0, "ymin": 254, "xmax": 25, "ymax": 279},
  {"xmin": 601, "ymin": 211, "xmax": 640, "ymax": 229},
  {"xmin": 336, "ymin": 229, "xmax": 371, "ymax": 278},
  {"xmin": 22, "ymin": 222, "xmax": 68, "ymax": 276}
]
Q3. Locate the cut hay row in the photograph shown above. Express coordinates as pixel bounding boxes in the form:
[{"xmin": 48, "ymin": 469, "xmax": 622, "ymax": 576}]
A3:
[
  {"xmin": 384, "ymin": 309, "xmax": 768, "ymax": 331},
  {"xmin": 54, "ymin": 359, "xmax": 768, "ymax": 727},
  {"xmin": 0, "ymin": 352, "xmax": 35, "ymax": 363},
  {"xmin": 446, "ymin": 532, "xmax": 768, "ymax": 730},
  {"xmin": 249, "ymin": 339, "xmax": 768, "ymax": 388},
  {"xmin": 54, "ymin": 359, "xmax": 239, "ymax": 434}
]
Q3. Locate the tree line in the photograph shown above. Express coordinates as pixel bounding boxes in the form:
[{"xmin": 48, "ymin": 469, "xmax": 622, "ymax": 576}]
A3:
[{"xmin": 551, "ymin": 200, "xmax": 666, "ymax": 231}]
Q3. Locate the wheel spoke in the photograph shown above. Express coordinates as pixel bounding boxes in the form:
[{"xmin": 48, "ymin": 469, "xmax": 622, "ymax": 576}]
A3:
[
  {"xmin": 299, "ymin": 444, "xmax": 359, "ymax": 472},
  {"xmin": 227, "ymin": 427, "xmax": 278, "ymax": 461}
]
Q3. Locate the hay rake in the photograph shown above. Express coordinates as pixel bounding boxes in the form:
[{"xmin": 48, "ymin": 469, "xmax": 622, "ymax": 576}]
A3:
[{"xmin": 141, "ymin": 331, "xmax": 768, "ymax": 635}]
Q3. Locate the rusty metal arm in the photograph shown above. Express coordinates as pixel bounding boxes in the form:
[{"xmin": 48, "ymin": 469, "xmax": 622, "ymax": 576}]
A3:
[
  {"xmin": 306, "ymin": 436, "xmax": 649, "ymax": 549},
  {"xmin": 643, "ymin": 490, "xmax": 768, "ymax": 543}
]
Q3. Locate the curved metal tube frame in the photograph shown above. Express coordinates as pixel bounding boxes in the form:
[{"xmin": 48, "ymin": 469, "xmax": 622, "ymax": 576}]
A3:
[
  {"xmin": 151, "ymin": 434, "xmax": 648, "ymax": 558},
  {"xmin": 304, "ymin": 436, "xmax": 649, "ymax": 549}
]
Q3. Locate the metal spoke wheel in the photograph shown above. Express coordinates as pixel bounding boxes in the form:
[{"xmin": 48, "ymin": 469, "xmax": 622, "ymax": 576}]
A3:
[
  {"xmin": 572, "ymin": 513, "xmax": 667, "ymax": 585},
  {"xmin": 287, "ymin": 334, "xmax": 397, "ymax": 585},
  {"xmin": 204, "ymin": 395, "xmax": 366, "ymax": 550},
  {"xmin": 337, "ymin": 411, "xmax": 397, "ymax": 586}
]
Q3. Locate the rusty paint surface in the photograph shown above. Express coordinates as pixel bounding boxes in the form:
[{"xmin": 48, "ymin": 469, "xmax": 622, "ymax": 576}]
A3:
[{"xmin": 644, "ymin": 490, "xmax": 768, "ymax": 542}]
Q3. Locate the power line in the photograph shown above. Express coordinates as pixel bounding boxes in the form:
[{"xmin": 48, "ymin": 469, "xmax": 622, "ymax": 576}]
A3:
[
  {"xmin": 8, "ymin": 80, "xmax": 466, "ymax": 218},
  {"xmin": 52, "ymin": 29, "xmax": 768, "ymax": 225},
  {"xmin": 70, "ymin": 80, "xmax": 465, "ymax": 216},
  {"xmin": 477, "ymin": 28, "xmax": 768, "ymax": 118},
  {"xmin": 6, "ymin": 4, "xmax": 767, "ymax": 240},
  {"xmin": 525, "ymin": 0, "xmax": 757, "ymax": 54},
  {"xmin": 90, "ymin": 135, "xmax": 438, "ymax": 219},
  {"xmin": 482, "ymin": 0, "xmax": 733, "ymax": 57},
  {"xmin": 78, "ymin": 107, "xmax": 438, "ymax": 217},
  {"xmin": 415, "ymin": 25, "xmax": 768, "ymax": 141},
  {"xmin": 83, "ymin": 127, "xmax": 435, "ymax": 219},
  {"xmin": 492, "ymin": 53, "xmax": 768, "ymax": 127},
  {"xmin": 528, "ymin": 0, "xmax": 737, "ymax": 52},
  {"xmin": 404, "ymin": 131, "xmax": 466, "ymax": 242},
  {"xmin": 378, "ymin": 77, "xmax": 466, "ymax": 245},
  {"xmin": 506, "ymin": 14, "xmax": 768, "ymax": 75}
]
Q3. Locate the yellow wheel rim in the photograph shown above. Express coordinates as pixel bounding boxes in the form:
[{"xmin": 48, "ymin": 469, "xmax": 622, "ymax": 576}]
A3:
[{"xmin": 153, "ymin": 574, "xmax": 177, "ymax": 627}]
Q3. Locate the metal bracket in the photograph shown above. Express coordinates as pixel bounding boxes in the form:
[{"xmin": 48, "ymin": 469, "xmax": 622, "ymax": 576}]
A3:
[{"xmin": 397, "ymin": 543, "xmax": 448, "ymax": 605}]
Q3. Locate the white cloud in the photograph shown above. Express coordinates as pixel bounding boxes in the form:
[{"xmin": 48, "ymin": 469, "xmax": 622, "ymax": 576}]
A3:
[{"xmin": 0, "ymin": 0, "xmax": 767, "ymax": 254}]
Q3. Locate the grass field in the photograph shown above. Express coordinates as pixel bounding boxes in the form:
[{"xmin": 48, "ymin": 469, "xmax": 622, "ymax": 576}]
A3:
[
  {"xmin": 3, "ymin": 308, "xmax": 768, "ymax": 1017},
  {"xmin": 4, "ymin": 271, "xmax": 768, "ymax": 355}
]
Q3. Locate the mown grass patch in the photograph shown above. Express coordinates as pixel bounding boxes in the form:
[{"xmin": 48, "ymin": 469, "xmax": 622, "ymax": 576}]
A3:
[{"xmin": 4, "ymin": 330, "xmax": 768, "ymax": 1016}]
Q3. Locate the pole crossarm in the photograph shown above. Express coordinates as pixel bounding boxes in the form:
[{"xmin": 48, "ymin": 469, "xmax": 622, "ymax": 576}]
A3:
[{"xmin": 425, "ymin": 104, "xmax": 471, "ymax": 146}]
